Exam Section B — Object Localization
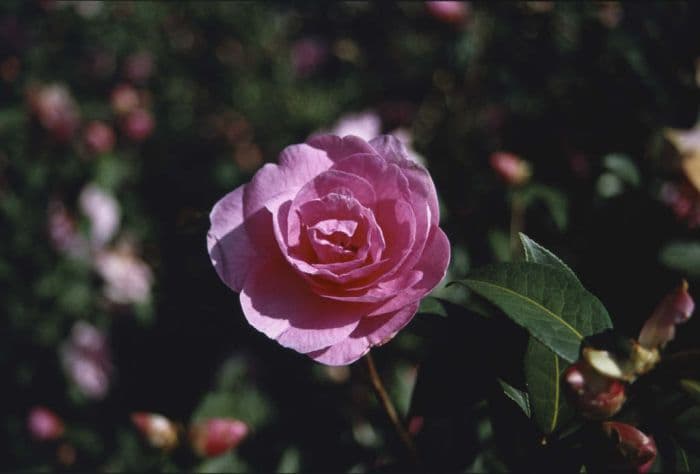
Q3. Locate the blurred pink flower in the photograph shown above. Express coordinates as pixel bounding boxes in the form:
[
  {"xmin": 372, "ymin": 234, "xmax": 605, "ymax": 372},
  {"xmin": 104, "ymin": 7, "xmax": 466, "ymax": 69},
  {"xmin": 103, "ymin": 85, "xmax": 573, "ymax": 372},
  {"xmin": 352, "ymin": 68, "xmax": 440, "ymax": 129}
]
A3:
[
  {"xmin": 79, "ymin": 184, "xmax": 120, "ymax": 248},
  {"xmin": 490, "ymin": 151, "xmax": 532, "ymax": 186},
  {"xmin": 208, "ymin": 134, "xmax": 450, "ymax": 365},
  {"xmin": 123, "ymin": 108, "xmax": 155, "ymax": 141},
  {"xmin": 110, "ymin": 83, "xmax": 140, "ymax": 116},
  {"xmin": 123, "ymin": 51, "xmax": 154, "ymax": 83},
  {"xmin": 27, "ymin": 406, "xmax": 65, "ymax": 441},
  {"xmin": 61, "ymin": 321, "xmax": 112, "ymax": 399},
  {"xmin": 425, "ymin": 1, "xmax": 470, "ymax": 24},
  {"xmin": 95, "ymin": 244, "xmax": 153, "ymax": 305},
  {"xmin": 190, "ymin": 418, "xmax": 249, "ymax": 457},
  {"xmin": 47, "ymin": 199, "xmax": 89, "ymax": 259},
  {"xmin": 28, "ymin": 83, "xmax": 80, "ymax": 142},
  {"xmin": 291, "ymin": 38, "xmax": 328, "ymax": 77},
  {"xmin": 83, "ymin": 120, "xmax": 115, "ymax": 155}
]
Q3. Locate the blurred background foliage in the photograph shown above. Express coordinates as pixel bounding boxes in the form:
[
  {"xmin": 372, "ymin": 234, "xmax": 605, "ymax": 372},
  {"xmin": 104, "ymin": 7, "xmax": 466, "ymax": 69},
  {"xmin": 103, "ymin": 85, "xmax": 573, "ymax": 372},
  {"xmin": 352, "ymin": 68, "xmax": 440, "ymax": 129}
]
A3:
[{"xmin": 1, "ymin": 1, "xmax": 699, "ymax": 471}]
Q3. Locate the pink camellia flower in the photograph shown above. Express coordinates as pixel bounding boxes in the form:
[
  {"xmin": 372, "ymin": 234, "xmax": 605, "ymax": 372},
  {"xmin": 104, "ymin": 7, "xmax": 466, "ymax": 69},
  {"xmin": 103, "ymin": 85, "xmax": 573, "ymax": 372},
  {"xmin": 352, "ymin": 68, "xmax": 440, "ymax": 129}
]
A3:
[
  {"xmin": 190, "ymin": 418, "xmax": 249, "ymax": 457},
  {"xmin": 83, "ymin": 120, "xmax": 115, "ymax": 155},
  {"xmin": 60, "ymin": 321, "xmax": 113, "ymax": 399},
  {"xmin": 208, "ymin": 134, "xmax": 450, "ymax": 365},
  {"xmin": 27, "ymin": 406, "xmax": 65, "ymax": 441},
  {"xmin": 79, "ymin": 183, "xmax": 120, "ymax": 247},
  {"xmin": 122, "ymin": 108, "xmax": 155, "ymax": 141},
  {"xmin": 425, "ymin": 1, "xmax": 470, "ymax": 24}
]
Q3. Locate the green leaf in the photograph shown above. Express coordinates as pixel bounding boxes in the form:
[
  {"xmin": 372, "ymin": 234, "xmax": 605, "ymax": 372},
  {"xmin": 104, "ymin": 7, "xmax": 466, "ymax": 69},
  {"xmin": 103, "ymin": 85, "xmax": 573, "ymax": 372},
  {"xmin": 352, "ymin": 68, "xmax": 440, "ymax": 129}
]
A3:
[
  {"xmin": 680, "ymin": 379, "xmax": 700, "ymax": 405},
  {"xmin": 498, "ymin": 379, "xmax": 531, "ymax": 417},
  {"xmin": 456, "ymin": 262, "xmax": 612, "ymax": 362},
  {"xmin": 524, "ymin": 339, "xmax": 573, "ymax": 434},
  {"xmin": 660, "ymin": 241, "xmax": 700, "ymax": 277},
  {"xmin": 518, "ymin": 233, "xmax": 579, "ymax": 283}
]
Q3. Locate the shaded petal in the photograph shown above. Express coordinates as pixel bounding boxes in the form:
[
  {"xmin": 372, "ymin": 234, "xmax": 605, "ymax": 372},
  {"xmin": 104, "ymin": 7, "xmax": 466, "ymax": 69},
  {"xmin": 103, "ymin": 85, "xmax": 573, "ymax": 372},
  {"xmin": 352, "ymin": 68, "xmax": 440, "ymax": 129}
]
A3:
[
  {"xmin": 368, "ymin": 226, "xmax": 450, "ymax": 315},
  {"xmin": 240, "ymin": 256, "xmax": 369, "ymax": 354},
  {"xmin": 308, "ymin": 302, "xmax": 420, "ymax": 365},
  {"xmin": 207, "ymin": 186, "xmax": 257, "ymax": 292},
  {"xmin": 639, "ymin": 280, "xmax": 695, "ymax": 349}
]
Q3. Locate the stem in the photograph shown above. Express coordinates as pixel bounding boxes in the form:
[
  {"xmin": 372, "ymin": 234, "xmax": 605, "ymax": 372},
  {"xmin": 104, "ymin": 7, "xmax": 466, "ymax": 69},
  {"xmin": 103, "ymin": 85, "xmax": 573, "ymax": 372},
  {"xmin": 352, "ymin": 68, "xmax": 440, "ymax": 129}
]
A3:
[
  {"xmin": 363, "ymin": 353, "xmax": 419, "ymax": 464},
  {"xmin": 509, "ymin": 190, "xmax": 525, "ymax": 260}
]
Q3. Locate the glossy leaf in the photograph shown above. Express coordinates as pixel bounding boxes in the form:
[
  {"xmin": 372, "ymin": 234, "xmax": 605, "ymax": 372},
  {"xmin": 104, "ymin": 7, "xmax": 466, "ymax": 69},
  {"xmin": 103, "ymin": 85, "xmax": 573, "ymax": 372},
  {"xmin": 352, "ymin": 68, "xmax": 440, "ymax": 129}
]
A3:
[
  {"xmin": 519, "ymin": 235, "xmax": 577, "ymax": 433},
  {"xmin": 680, "ymin": 379, "xmax": 700, "ymax": 405},
  {"xmin": 659, "ymin": 241, "xmax": 700, "ymax": 277},
  {"xmin": 498, "ymin": 379, "xmax": 531, "ymax": 418},
  {"xmin": 518, "ymin": 233, "xmax": 578, "ymax": 283},
  {"xmin": 457, "ymin": 262, "xmax": 612, "ymax": 362}
]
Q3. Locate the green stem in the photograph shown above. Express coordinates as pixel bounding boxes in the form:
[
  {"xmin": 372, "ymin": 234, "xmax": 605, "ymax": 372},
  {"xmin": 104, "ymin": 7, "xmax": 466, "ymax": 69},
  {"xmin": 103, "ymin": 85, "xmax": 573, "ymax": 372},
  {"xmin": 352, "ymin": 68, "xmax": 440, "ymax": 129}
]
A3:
[{"xmin": 509, "ymin": 190, "xmax": 525, "ymax": 260}]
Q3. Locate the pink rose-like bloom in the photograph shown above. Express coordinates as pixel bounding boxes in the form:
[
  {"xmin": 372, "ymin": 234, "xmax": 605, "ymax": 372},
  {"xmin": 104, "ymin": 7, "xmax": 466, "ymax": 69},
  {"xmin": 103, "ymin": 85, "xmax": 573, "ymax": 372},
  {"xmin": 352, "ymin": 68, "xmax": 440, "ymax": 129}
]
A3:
[
  {"xmin": 123, "ymin": 108, "xmax": 154, "ymax": 141},
  {"xmin": 208, "ymin": 135, "xmax": 450, "ymax": 365},
  {"xmin": 79, "ymin": 183, "xmax": 121, "ymax": 247},
  {"xmin": 60, "ymin": 321, "xmax": 112, "ymax": 399},
  {"xmin": 95, "ymin": 246, "xmax": 153, "ymax": 305},
  {"xmin": 28, "ymin": 83, "xmax": 80, "ymax": 142},
  {"xmin": 27, "ymin": 406, "xmax": 65, "ymax": 441},
  {"xmin": 83, "ymin": 120, "xmax": 115, "ymax": 155}
]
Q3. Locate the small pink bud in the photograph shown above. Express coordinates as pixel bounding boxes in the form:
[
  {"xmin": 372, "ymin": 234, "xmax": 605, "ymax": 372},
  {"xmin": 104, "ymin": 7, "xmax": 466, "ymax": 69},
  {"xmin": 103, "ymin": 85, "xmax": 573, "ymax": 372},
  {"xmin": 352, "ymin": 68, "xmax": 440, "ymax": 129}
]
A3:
[
  {"xmin": 83, "ymin": 120, "xmax": 115, "ymax": 155},
  {"xmin": 190, "ymin": 418, "xmax": 249, "ymax": 457},
  {"xmin": 27, "ymin": 406, "xmax": 65, "ymax": 441},
  {"xmin": 564, "ymin": 361, "xmax": 626, "ymax": 419},
  {"xmin": 490, "ymin": 152, "xmax": 532, "ymax": 186},
  {"xmin": 110, "ymin": 84, "xmax": 140, "ymax": 116},
  {"xmin": 131, "ymin": 412, "xmax": 179, "ymax": 451},
  {"xmin": 123, "ymin": 108, "xmax": 154, "ymax": 141},
  {"xmin": 425, "ymin": 1, "xmax": 470, "ymax": 24},
  {"xmin": 639, "ymin": 280, "xmax": 695, "ymax": 350},
  {"xmin": 602, "ymin": 422, "xmax": 657, "ymax": 473}
]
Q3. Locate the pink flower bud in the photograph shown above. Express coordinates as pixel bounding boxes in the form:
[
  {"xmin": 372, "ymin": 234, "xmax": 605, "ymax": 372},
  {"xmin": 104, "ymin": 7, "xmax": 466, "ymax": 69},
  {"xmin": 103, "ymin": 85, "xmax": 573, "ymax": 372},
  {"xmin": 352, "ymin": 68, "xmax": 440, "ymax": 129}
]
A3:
[
  {"xmin": 83, "ymin": 120, "xmax": 115, "ymax": 155},
  {"xmin": 564, "ymin": 361, "xmax": 626, "ymax": 419},
  {"xmin": 639, "ymin": 280, "xmax": 695, "ymax": 350},
  {"xmin": 122, "ymin": 108, "xmax": 154, "ymax": 141},
  {"xmin": 190, "ymin": 418, "xmax": 249, "ymax": 457},
  {"xmin": 425, "ymin": 1, "xmax": 470, "ymax": 24},
  {"xmin": 27, "ymin": 406, "xmax": 65, "ymax": 441},
  {"xmin": 28, "ymin": 83, "xmax": 80, "ymax": 142},
  {"xmin": 602, "ymin": 422, "xmax": 657, "ymax": 473},
  {"xmin": 131, "ymin": 412, "xmax": 179, "ymax": 451},
  {"xmin": 490, "ymin": 152, "xmax": 532, "ymax": 186},
  {"xmin": 110, "ymin": 84, "xmax": 140, "ymax": 116}
]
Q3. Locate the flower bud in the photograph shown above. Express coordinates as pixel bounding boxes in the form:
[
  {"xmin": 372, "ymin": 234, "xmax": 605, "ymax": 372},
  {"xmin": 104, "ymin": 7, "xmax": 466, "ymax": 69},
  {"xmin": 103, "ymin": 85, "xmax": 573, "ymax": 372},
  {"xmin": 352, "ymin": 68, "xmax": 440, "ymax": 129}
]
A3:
[
  {"xmin": 582, "ymin": 340, "xmax": 660, "ymax": 383},
  {"xmin": 28, "ymin": 83, "xmax": 80, "ymax": 142},
  {"xmin": 190, "ymin": 418, "xmax": 249, "ymax": 457},
  {"xmin": 564, "ymin": 361, "xmax": 626, "ymax": 419},
  {"xmin": 27, "ymin": 406, "xmax": 65, "ymax": 441},
  {"xmin": 131, "ymin": 412, "xmax": 179, "ymax": 451},
  {"xmin": 639, "ymin": 280, "xmax": 695, "ymax": 350},
  {"xmin": 490, "ymin": 152, "xmax": 532, "ymax": 186},
  {"xmin": 122, "ymin": 108, "xmax": 154, "ymax": 142},
  {"xmin": 83, "ymin": 120, "xmax": 115, "ymax": 155},
  {"xmin": 602, "ymin": 422, "xmax": 657, "ymax": 473}
]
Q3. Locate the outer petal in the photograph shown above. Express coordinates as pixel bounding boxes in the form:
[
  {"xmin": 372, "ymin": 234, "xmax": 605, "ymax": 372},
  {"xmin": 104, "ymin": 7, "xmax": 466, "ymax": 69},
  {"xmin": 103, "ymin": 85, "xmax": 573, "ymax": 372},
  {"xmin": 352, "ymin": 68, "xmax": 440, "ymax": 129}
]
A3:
[
  {"xmin": 306, "ymin": 134, "xmax": 376, "ymax": 162},
  {"xmin": 240, "ymin": 256, "xmax": 370, "ymax": 354},
  {"xmin": 308, "ymin": 301, "xmax": 420, "ymax": 365},
  {"xmin": 368, "ymin": 226, "xmax": 451, "ymax": 315},
  {"xmin": 207, "ymin": 186, "xmax": 257, "ymax": 292},
  {"xmin": 370, "ymin": 135, "xmax": 440, "ymax": 226},
  {"xmin": 243, "ymin": 143, "xmax": 334, "ymax": 219}
]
